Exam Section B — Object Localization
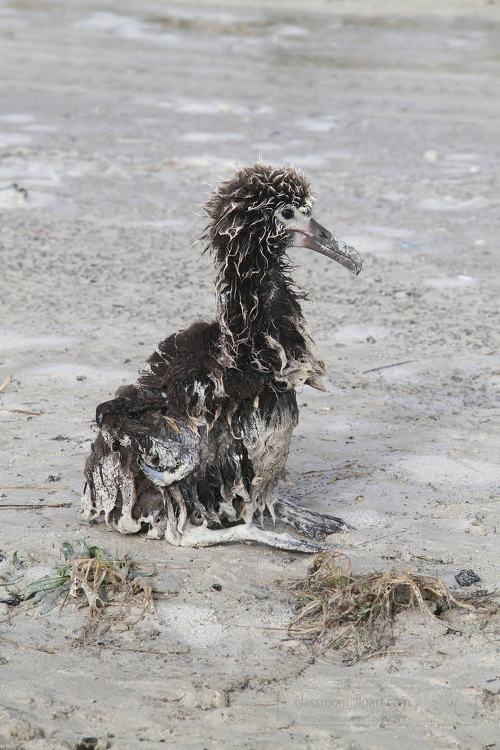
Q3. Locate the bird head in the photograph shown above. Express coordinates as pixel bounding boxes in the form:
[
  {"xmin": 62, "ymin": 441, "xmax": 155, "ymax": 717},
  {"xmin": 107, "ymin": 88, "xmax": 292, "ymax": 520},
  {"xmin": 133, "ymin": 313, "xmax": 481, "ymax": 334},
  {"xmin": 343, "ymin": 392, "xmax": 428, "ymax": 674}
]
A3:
[{"xmin": 203, "ymin": 163, "xmax": 362, "ymax": 275}]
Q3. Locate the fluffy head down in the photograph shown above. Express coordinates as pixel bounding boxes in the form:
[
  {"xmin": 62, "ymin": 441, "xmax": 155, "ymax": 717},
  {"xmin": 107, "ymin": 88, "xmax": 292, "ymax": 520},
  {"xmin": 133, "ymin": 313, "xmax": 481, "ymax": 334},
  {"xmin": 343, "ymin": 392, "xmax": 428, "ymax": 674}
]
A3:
[
  {"xmin": 198, "ymin": 164, "xmax": 324, "ymax": 385},
  {"xmin": 203, "ymin": 163, "xmax": 312, "ymax": 261}
]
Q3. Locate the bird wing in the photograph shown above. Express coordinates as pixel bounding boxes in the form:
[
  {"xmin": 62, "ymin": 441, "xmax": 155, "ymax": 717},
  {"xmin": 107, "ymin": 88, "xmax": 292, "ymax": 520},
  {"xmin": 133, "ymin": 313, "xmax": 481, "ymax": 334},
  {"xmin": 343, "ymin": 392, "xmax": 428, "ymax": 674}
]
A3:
[
  {"xmin": 96, "ymin": 389, "xmax": 200, "ymax": 487},
  {"xmin": 137, "ymin": 322, "xmax": 226, "ymax": 424}
]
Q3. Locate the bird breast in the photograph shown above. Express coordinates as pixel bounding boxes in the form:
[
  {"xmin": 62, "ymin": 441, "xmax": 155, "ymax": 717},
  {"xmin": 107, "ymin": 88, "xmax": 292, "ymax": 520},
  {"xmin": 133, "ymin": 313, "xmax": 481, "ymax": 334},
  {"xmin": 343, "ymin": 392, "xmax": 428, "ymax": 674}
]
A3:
[{"xmin": 241, "ymin": 390, "xmax": 298, "ymax": 501}]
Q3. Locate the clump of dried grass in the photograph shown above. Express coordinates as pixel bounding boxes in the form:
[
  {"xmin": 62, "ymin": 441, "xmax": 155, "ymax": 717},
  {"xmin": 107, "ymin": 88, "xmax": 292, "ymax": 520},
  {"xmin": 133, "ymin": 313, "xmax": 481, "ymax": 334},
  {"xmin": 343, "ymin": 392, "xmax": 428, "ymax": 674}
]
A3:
[
  {"xmin": 21, "ymin": 542, "xmax": 156, "ymax": 643},
  {"xmin": 288, "ymin": 552, "xmax": 498, "ymax": 663}
]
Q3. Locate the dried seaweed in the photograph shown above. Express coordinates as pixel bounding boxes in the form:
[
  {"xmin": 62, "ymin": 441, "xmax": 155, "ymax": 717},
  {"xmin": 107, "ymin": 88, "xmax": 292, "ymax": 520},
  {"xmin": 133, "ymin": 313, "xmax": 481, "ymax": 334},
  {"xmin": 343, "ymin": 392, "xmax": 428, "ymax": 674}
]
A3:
[
  {"xmin": 19, "ymin": 542, "xmax": 156, "ymax": 642},
  {"xmin": 0, "ymin": 375, "xmax": 13, "ymax": 393},
  {"xmin": 287, "ymin": 552, "xmax": 498, "ymax": 663}
]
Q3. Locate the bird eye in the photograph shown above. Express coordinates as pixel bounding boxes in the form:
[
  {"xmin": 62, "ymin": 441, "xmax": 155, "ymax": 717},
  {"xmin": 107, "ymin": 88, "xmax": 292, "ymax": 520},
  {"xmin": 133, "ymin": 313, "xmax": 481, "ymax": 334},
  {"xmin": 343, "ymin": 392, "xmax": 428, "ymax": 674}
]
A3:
[{"xmin": 281, "ymin": 208, "xmax": 295, "ymax": 220}]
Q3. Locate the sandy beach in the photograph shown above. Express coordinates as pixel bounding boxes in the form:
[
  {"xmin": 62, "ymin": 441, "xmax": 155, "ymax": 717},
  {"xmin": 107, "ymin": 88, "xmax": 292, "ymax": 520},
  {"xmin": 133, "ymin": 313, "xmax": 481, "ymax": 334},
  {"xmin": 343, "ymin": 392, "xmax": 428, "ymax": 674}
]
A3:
[{"xmin": 1, "ymin": 1, "xmax": 499, "ymax": 747}]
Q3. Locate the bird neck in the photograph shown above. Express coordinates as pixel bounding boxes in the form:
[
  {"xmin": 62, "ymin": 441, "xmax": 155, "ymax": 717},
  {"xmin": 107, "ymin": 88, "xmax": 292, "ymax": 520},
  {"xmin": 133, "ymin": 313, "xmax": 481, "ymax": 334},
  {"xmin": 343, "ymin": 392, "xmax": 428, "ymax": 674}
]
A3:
[{"xmin": 215, "ymin": 254, "xmax": 326, "ymax": 390}]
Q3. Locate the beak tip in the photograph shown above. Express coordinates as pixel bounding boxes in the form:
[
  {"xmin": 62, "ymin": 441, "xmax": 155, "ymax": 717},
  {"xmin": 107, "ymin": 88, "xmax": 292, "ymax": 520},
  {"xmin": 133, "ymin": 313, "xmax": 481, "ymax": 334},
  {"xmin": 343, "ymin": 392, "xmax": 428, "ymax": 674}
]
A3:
[{"xmin": 349, "ymin": 253, "xmax": 362, "ymax": 276}]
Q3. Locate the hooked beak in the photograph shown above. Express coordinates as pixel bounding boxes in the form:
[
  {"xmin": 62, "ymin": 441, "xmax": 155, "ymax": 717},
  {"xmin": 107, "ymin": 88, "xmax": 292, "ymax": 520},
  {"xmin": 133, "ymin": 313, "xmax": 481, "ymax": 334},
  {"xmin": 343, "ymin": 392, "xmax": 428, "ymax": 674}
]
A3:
[{"xmin": 288, "ymin": 216, "xmax": 362, "ymax": 275}]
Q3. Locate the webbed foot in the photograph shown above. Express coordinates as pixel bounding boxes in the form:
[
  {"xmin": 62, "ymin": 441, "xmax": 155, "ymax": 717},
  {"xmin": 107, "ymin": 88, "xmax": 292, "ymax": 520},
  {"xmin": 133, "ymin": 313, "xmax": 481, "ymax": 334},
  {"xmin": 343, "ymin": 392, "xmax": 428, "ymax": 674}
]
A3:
[
  {"xmin": 165, "ymin": 521, "xmax": 325, "ymax": 553},
  {"xmin": 275, "ymin": 497, "xmax": 350, "ymax": 541}
]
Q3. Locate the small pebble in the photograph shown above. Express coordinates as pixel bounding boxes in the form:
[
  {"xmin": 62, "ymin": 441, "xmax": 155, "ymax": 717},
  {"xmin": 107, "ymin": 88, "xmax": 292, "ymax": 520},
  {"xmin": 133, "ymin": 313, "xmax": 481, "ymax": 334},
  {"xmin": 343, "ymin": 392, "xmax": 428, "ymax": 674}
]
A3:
[
  {"xmin": 212, "ymin": 583, "xmax": 222, "ymax": 591},
  {"xmin": 455, "ymin": 569, "xmax": 480, "ymax": 587},
  {"xmin": 75, "ymin": 739, "xmax": 111, "ymax": 750}
]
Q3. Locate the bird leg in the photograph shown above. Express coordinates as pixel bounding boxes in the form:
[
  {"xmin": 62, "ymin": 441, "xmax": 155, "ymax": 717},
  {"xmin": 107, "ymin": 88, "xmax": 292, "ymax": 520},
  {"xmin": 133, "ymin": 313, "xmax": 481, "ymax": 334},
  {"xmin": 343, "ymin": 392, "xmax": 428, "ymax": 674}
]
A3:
[
  {"xmin": 274, "ymin": 497, "xmax": 350, "ymax": 541},
  {"xmin": 163, "ymin": 521, "xmax": 325, "ymax": 553}
]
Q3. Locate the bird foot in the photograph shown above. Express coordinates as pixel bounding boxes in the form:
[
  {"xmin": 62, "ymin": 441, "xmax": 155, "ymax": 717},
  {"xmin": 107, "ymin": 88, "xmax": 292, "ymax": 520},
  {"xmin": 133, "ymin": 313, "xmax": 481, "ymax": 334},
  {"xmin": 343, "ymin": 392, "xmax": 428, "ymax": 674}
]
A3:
[
  {"xmin": 165, "ymin": 521, "xmax": 325, "ymax": 553},
  {"xmin": 274, "ymin": 497, "xmax": 350, "ymax": 541}
]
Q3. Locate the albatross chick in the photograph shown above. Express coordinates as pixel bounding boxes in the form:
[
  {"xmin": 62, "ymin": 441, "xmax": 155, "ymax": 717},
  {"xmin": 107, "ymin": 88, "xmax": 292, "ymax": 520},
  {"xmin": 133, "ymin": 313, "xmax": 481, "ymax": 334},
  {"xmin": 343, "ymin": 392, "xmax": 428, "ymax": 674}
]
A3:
[{"xmin": 82, "ymin": 164, "xmax": 362, "ymax": 552}]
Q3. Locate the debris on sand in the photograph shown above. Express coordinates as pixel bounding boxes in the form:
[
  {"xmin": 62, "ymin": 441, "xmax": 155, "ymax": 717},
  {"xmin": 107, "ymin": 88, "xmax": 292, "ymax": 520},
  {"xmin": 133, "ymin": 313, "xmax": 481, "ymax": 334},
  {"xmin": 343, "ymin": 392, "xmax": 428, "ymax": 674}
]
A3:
[
  {"xmin": 18, "ymin": 542, "xmax": 156, "ymax": 643},
  {"xmin": 287, "ymin": 552, "xmax": 498, "ymax": 663},
  {"xmin": 455, "ymin": 568, "xmax": 481, "ymax": 587},
  {"xmin": 0, "ymin": 183, "xmax": 28, "ymax": 207},
  {"xmin": 0, "ymin": 375, "xmax": 13, "ymax": 393}
]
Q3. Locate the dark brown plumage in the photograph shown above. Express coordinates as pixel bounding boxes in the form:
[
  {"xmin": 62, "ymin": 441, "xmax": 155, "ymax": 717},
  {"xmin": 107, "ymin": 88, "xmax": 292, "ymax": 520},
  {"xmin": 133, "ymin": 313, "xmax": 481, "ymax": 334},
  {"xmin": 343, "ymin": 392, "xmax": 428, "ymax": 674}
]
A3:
[{"xmin": 82, "ymin": 164, "xmax": 362, "ymax": 552}]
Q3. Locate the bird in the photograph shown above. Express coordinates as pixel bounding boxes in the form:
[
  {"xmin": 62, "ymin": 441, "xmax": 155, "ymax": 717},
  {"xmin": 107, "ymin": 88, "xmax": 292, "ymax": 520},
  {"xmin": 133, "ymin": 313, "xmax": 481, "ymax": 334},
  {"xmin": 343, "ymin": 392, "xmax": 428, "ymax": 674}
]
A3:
[{"xmin": 82, "ymin": 164, "xmax": 362, "ymax": 553}]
